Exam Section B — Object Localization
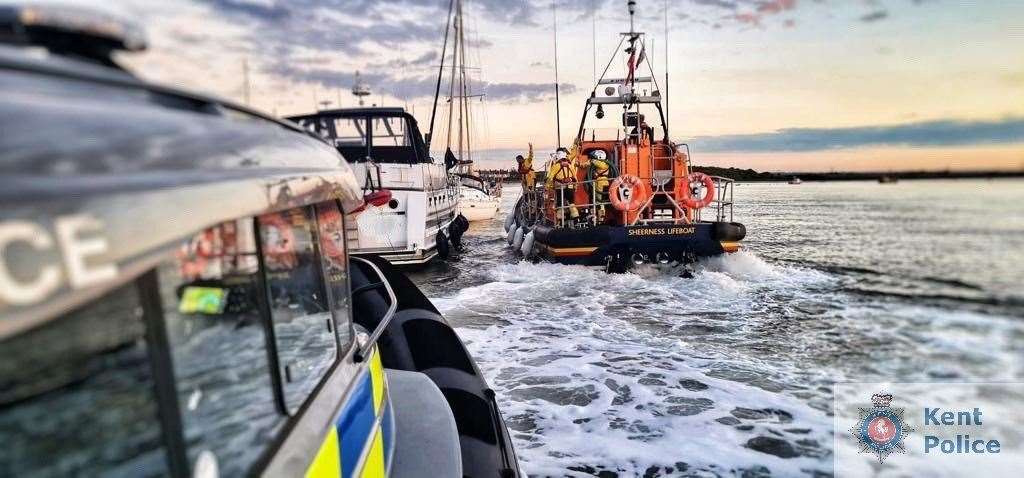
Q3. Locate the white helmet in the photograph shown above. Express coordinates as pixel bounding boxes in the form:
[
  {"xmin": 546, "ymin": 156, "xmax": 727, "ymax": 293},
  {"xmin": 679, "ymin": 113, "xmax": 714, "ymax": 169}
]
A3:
[
  {"xmin": 555, "ymin": 150, "xmax": 568, "ymax": 160},
  {"xmin": 589, "ymin": 149, "xmax": 607, "ymax": 161}
]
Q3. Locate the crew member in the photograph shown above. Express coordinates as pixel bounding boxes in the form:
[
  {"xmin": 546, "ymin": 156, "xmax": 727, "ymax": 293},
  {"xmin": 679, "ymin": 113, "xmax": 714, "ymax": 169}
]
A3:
[
  {"xmin": 516, "ymin": 143, "xmax": 535, "ymax": 189},
  {"xmin": 588, "ymin": 149, "xmax": 614, "ymax": 222},
  {"xmin": 545, "ymin": 147, "xmax": 579, "ymax": 223}
]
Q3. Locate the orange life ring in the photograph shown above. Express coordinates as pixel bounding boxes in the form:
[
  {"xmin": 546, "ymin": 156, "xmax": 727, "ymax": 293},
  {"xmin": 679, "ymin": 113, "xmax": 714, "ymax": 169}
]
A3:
[
  {"xmin": 680, "ymin": 172, "xmax": 716, "ymax": 209},
  {"xmin": 609, "ymin": 175, "xmax": 651, "ymax": 211}
]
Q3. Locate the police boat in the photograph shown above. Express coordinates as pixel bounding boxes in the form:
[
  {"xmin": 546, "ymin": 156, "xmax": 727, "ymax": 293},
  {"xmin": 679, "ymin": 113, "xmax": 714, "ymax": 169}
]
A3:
[
  {"xmin": 0, "ymin": 6, "xmax": 518, "ymax": 477},
  {"xmin": 508, "ymin": 0, "xmax": 746, "ymax": 273}
]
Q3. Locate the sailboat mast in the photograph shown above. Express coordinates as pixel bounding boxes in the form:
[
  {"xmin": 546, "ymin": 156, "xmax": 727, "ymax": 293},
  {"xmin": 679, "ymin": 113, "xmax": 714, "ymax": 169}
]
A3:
[
  {"xmin": 445, "ymin": 7, "xmax": 458, "ymax": 151},
  {"xmin": 457, "ymin": 0, "xmax": 467, "ymax": 163},
  {"xmin": 461, "ymin": 6, "xmax": 473, "ymax": 165}
]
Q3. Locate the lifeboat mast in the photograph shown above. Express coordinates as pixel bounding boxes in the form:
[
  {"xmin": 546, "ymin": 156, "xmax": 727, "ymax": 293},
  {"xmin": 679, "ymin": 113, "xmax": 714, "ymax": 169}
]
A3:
[{"xmin": 574, "ymin": 0, "xmax": 669, "ymax": 146}]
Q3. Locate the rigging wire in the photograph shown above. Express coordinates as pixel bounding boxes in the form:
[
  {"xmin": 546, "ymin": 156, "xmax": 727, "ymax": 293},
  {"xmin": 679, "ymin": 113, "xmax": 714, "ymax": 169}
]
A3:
[{"xmin": 427, "ymin": 0, "xmax": 455, "ymax": 149}]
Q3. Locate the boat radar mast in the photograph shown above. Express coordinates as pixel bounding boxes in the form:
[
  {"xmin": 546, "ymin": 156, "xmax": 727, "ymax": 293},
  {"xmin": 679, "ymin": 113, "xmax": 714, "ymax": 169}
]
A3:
[{"xmin": 352, "ymin": 70, "xmax": 371, "ymax": 106}]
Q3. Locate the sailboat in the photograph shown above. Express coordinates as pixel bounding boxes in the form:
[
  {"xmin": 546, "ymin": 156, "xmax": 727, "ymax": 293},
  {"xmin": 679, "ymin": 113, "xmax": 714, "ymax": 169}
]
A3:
[{"xmin": 440, "ymin": 0, "xmax": 502, "ymax": 222}]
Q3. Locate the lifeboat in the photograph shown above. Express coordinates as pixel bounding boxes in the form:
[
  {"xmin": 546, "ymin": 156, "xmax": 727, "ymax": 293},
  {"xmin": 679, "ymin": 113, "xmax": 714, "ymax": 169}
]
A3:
[{"xmin": 511, "ymin": 1, "xmax": 746, "ymax": 272}]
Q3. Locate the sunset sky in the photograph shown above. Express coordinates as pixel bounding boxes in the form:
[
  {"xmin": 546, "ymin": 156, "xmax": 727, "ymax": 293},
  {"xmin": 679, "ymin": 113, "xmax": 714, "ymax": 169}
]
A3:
[{"xmin": 39, "ymin": 0, "xmax": 1024, "ymax": 171}]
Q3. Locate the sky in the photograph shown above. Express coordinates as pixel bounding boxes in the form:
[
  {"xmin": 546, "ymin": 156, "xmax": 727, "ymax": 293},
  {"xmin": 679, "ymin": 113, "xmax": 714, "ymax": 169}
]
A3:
[{"xmin": 24, "ymin": 0, "xmax": 1024, "ymax": 172}]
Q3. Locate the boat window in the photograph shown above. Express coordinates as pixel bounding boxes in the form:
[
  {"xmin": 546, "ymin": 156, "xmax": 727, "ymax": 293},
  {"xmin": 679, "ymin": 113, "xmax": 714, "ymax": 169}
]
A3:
[
  {"xmin": 331, "ymin": 117, "xmax": 368, "ymax": 147},
  {"xmin": 372, "ymin": 116, "xmax": 411, "ymax": 147},
  {"xmin": 314, "ymin": 201, "xmax": 354, "ymax": 352},
  {"xmin": 294, "ymin": 117, "xmax": 336, "ymax": 141},
  {"xmin": 258, "ymin": 207, "xmax": 337, "ymax": 413},
  {"xmin": 158, "ymin": 219, "xmax": 283, "ymax": 476},
  {"xmin": 0, "ymin": 282, "xmax": 168, "ymax": 476}
]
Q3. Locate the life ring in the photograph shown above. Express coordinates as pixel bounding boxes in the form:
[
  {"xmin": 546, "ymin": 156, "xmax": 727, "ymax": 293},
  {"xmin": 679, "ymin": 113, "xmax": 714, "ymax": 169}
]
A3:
[
  {"xmin": 609, "ymin": 174, "xmax": 651, "ymax": 211},
  {"xmin": 680, "ymin": 172, "xmax": 716, "ymax": 209}
]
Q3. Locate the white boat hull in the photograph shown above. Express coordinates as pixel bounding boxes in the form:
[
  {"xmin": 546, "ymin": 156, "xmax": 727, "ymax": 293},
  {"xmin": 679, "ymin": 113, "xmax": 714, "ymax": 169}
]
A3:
[
  {"xmin": 459, "ymin": 186, "xmax": 500, "ymax": 222},
  {"xmin": 346, "ymin": 162, "xmax": 459, "ymax": 265}
]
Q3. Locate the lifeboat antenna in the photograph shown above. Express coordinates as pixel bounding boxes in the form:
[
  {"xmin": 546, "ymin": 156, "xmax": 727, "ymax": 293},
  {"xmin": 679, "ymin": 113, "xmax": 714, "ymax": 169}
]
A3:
[
  {"xmin": 592, "ymin": 0, "xmax": 596, "ymax": 84},
  {"xmin": 552, "ymin": 2, "xmax": 562, "ymax": 149},
  {"xmin": 664, "ymin": 0, "xmax": 669, "ymax": 134}
]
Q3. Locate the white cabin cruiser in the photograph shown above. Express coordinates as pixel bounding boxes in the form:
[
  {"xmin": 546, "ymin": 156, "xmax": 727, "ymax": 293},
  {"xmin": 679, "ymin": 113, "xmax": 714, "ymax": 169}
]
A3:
[{"xmin": 288, "ymin": 107, "xmax": 468, "ymax": 265}]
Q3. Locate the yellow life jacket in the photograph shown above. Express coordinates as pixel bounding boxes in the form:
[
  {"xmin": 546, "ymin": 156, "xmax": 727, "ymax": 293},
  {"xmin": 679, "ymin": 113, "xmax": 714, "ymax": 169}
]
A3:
[{"xmin": 546, "ymin": 160, "xmax": 577, "ymax": 188}]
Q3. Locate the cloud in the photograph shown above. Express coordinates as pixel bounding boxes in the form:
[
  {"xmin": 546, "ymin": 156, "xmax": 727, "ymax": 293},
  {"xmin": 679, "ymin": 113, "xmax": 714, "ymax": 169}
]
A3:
[
  {"xmin": 690, "ymin": 118, "xmax": 1024, "ymax": 152},
  {"xmin": 267, "ymin": 62, "xmax": 576, "ymax": 103}
]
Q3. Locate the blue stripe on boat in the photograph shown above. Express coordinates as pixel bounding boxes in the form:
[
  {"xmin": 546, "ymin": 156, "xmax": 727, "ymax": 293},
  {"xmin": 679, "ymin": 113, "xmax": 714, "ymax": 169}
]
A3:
[
  {"xmin": 381, "ymin": 397, "xmax": 394, "ymax": 471},
  {"xmin": 337, "ymin": 372, "xmax": 374, "ymax": 478}
]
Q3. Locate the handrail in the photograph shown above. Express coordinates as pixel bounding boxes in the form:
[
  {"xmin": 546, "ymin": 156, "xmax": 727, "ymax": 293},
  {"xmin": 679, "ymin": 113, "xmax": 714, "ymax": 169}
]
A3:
[
  {"xmin": 542, "ymin": 174, "xmax": 735, "ymax": 228},
  {"xmin": 350, "ymin": 257, "xmax": 398, "ymax": 363}
]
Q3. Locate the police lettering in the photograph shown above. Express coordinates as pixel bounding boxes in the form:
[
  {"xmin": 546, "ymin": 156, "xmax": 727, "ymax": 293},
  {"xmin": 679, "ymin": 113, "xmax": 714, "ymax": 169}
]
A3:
[
  {"xmin": 924, "ymin": 435, "xmax": 1001, "ymax": 454},
  {"xmin": 0, "ymin": 215, "xmax": 117, "ymax": 306},
  {"xmin": 924, "ymin": 407, "xmax": 983, "ymax": 425},
  {"xmin": 923, "ymin": 407, "xmax": 1000, "ymax": 454}
]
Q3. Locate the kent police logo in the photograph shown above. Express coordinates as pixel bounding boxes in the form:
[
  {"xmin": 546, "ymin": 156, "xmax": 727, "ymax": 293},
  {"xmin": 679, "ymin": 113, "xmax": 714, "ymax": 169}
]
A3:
[{"xmin": 850, "ymin": 392, "xmax": 914, "ymax": 463}]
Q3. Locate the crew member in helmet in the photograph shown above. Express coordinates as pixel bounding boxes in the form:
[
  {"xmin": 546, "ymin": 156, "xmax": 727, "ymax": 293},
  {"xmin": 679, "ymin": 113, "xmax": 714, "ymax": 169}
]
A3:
[
  {"xmin": 587, "ymin": 149, "xmax": 615, "ymax": 222},
  {"xmin": 516, "ymin": 143, "xmax": 535, "ymax": 189},
  {"xmin": 545, "ymin": 146, "xmax": 579, "ymax": 222}
]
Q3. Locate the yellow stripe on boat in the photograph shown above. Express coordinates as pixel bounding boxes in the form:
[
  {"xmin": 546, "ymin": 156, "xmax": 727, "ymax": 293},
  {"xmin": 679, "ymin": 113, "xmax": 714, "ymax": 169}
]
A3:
[
  {"xmin": 720, "ymin": 241, "xmax": 742, "ymax": 253},
  {"xmin": 548, "ymin": 246, "xmax": 598, "ymax": 257},
  {"xmin": 370, "ymin": 349, "xmax": 385, "ymax": 413},
  {"xmin": 305, "ymin": 427, "xmax": 341, "ymax": 478},
  {"xmin": 359, "ymin": 426, "xmax": 386, "ymax": 478}
]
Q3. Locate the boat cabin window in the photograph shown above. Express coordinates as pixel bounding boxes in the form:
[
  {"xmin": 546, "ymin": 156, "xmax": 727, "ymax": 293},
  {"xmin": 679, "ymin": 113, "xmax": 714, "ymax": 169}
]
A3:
[
  {"xmin": 158, "ymin": 219, "xmax": 284, "ymax": 476},
  {"xmin": 0, "ymin": 282, "xmax": 169, "ymax": 476},
  {"xmin": 372, "ymin": 115, "xmax": 412, "ymax": 147},
  {"xmin": 330, "ymin": 117, "xmax": 369, "ymax": 148},
  {"xmin": 258, "ymin": 206, "xmax": 339, "ymax": 413}
]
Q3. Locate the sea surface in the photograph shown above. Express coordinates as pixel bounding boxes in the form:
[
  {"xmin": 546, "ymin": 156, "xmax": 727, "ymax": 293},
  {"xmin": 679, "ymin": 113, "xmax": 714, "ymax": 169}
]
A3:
[{"xmin": 407, "ymin": 179, "xmax": 1024, "ymax": 477}]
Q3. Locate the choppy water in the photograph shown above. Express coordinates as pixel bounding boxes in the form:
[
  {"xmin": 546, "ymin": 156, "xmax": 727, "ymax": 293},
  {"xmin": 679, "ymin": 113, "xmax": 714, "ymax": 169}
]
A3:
[{"xmin": 407, "ymin": 180, "xmax": 1024, "ymax": 477}]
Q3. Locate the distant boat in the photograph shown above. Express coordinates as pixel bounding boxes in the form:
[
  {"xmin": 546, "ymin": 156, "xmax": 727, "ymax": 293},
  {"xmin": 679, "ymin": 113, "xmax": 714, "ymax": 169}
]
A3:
[
  {"xmin": 879, "ymin": 175, "xmax": 898, "ymax": 184},
  {"xmin": 789, "ymin": 177, "xmax": 803, "ymax": 184}
]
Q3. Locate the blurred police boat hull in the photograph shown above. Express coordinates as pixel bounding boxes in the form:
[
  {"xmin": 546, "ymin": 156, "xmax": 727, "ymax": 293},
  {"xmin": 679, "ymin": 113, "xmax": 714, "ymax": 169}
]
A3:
[
  {"xmin": 288, "ymin": 108, "xmax": 468, "ymax": 265},
  {"xmin": 0, "ymin": 10, "xmax": 517, "ymax": 476}
]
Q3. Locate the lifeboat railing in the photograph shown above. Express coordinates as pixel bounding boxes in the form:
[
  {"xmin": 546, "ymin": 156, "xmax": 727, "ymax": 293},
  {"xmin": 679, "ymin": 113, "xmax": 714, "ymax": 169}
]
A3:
[
  {"xmin": 697, "ymin": 176, "xmax": 735, "ymax": 224},
  {"xmin": 543, "ymin": 175, "xmax": 735, "ymax": 229}
]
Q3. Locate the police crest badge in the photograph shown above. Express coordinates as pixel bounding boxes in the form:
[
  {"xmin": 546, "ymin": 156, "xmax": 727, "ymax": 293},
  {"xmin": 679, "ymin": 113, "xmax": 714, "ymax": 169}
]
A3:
[{"xmin": 850, "ymin": 392, "xmax": 914, "ymax": 463}]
